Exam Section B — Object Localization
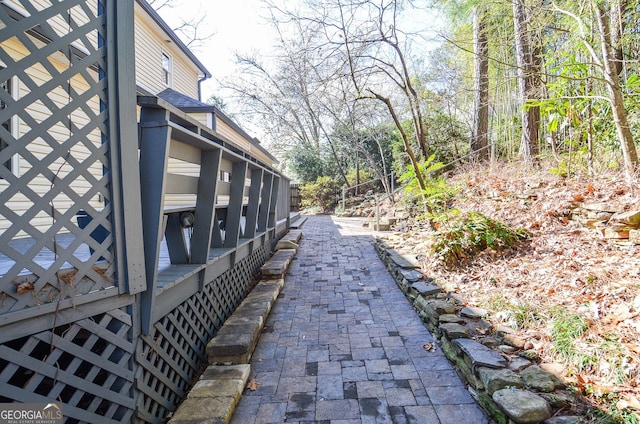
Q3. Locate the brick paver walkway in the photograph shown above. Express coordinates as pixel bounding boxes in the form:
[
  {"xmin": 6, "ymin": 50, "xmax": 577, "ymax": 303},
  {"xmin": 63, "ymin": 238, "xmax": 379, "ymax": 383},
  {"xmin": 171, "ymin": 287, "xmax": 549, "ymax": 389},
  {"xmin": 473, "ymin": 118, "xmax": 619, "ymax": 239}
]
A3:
[{"xmin": 231, "ymin": 215, "xmax": 489, "ymax": 424}]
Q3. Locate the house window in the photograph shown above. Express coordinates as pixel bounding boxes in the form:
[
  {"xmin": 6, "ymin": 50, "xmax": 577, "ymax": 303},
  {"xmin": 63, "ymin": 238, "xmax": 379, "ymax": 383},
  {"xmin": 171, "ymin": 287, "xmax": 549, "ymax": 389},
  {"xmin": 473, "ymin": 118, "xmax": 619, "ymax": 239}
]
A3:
[
  {"xmin": 0, "ymin": 66, "xmax": 14, "ymax": 177},
  {"xmin": 220, "ymin": 171, "xmax": 231, "ymax": 182},
  {"xmin": 162, "ymin": 53, "xmax": 172, "ymax": 86}
]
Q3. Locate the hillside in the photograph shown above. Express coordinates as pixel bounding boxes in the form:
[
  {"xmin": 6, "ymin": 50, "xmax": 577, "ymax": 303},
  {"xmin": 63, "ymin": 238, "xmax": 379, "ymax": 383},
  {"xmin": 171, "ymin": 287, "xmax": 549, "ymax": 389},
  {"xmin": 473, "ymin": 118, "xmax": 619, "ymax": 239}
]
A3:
[{"xmin": 368, "ymin": 162, "xmax": 640, "ymax": 422}]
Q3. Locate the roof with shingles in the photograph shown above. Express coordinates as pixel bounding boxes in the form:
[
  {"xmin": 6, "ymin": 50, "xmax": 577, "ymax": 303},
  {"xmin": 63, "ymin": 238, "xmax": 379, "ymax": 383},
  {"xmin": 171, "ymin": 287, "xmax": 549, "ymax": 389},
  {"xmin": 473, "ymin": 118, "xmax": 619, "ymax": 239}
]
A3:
[{"xmin": 158, "ymin": 88, "xmax": 215, "ymax": 112}]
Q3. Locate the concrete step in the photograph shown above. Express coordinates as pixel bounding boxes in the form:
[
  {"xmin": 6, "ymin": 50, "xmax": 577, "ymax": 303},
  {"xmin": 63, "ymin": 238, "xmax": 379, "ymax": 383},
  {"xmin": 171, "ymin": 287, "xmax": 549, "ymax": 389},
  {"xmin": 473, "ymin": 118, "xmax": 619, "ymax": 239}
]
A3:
[
  {"xmin": 206, "ymin": 317, "xmax": 264, "ymax": 364},
  {"xmin": 172, "ymin": 272, "xmax": 290, "ymax": 423},
  {"xmin": 275, "ymin": 229, "xmax": 303, "ymax": 251},
  {"xmin": 369, "ymin": 221, "xmax": 391, "ymax": 231}
]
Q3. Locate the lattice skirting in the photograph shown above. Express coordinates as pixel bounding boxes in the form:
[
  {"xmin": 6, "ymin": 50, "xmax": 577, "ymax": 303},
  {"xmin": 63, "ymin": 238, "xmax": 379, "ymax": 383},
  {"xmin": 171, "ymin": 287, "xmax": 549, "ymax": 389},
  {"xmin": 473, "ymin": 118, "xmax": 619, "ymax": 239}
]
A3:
[
  {"xmin": 135, "ymin": 245, "xmax": 267, "ymax": 423},
  {"xmin": 0, "ymin": 307, "xmax": 136, "ymax": 424},
  {"xmin": 0, "ymin": 244, "xmax": 267, "ymax": 424}
]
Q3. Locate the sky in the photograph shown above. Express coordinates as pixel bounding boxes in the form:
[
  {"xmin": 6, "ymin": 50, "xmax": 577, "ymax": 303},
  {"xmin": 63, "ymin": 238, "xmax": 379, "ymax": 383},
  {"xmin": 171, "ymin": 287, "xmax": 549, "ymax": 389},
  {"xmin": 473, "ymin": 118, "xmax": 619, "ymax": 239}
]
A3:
[
  {"xmin": 154, "ymin": 0, "xmax": 444, "ymax": 103},
  {"xmin": 154, "ymin": 0, "xmax": 445, "ymax": 143},
  {"xmin": 155, "ymin": 0, "xmax": 277, "ymax": 102}
]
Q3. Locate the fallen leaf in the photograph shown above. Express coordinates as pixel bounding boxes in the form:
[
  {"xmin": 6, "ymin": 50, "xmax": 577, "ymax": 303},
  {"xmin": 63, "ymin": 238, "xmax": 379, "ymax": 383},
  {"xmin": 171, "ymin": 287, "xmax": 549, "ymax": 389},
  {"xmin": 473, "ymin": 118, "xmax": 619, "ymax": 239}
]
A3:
[
  {"xmin": 16, "ymin": 282, "xmax": 34, "ymax": 294},
  {"xmin": 576, "ymin": 374, "xmax": 587, "ymax": 393},
  {"xmin": 423, "ymin": 343, "xmax": 435, "ymax": 352},
  {"xmin": 617, "ymin": 394, "xmax": 640, "ymax": 411},
  {"xmin": 499, "ymin": 352, "xmax": 512, "ymax": 362},
  {"xmin": 246, "ymin": 379, "xmax": 261, "ymax": 391},
  {"xmin": 373, "ymin": 163, "xmax": 640, "ymax": 417},
  {"xmin": 624, "ymin": 343, "xmax": 640, "ymax": 355}
]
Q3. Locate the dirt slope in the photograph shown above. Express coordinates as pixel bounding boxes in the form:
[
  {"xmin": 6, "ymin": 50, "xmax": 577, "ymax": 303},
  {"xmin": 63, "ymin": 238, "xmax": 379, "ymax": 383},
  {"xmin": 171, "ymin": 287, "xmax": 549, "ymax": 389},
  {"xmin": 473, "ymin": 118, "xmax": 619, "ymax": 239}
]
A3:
[{"xmin": 379, "ymin": 162, "xmax": 640, "ymax": 421}]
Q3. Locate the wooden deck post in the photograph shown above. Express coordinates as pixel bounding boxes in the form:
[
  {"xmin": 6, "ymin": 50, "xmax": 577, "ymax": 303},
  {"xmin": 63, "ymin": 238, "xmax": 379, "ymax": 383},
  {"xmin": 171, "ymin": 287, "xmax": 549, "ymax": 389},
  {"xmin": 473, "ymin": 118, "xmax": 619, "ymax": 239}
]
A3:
[
  {"xmin": 223, "ymin": 161, "xmax": 248, "ymax": 248},
  {"xmin": 138, "ymin": 109, "xmax": 172, "ymax": 334},
  {"xmin": 257, "ymin": 172, "xmax": 274, "ymax": 233},
  {"xmin": 190, "ymin": 149, "xmax": 222, "ymax": 263},
  {"xmin": 106, "ymin": 0, "xmax": 147, "ymax": 296},
  {"xmin": 243, "ymin": 168, "xmax": 263, "ymax": 239},
  {"xmin": 268, "ymin": 175, "xmax": 281, "ymax": 230}
]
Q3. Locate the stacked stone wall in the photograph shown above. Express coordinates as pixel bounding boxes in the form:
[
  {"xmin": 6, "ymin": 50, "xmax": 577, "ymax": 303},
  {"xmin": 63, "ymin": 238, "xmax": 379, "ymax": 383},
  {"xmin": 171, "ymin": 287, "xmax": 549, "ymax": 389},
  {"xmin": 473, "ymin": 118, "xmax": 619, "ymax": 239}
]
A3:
[{"xmin": 374, "ymin": 240, "xmax": 582, "ymax": 424}]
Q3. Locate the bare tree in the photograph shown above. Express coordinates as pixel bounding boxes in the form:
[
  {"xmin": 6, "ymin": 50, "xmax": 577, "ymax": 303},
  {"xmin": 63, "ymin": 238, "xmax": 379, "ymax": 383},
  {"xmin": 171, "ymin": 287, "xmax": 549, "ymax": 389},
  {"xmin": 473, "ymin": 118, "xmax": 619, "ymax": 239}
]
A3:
[
  {"xmin": 312, "ymin": 0, "xmax": 431, "ymax": 191},
  {"xmin": 594, "ymin": 2, "xmax": 637, "ymax": 176},
  {"xmin": 609, "ymin": 0, "xmax": 627, "ymax": 76},
  {"xmin": 172, "ymin": 14, "xmax": 215, "ymax": 49},
  {"xmin": 149, "ymin": 0, "xmax": 215, "ymax": 50},
  {"xmin": 220, "ymin": 14, "xmax": 351, "ymax": 185},
  {"xmin": 331, "ymin": 100, "xmax": 395, "ymax": 197},
  {"xmin": 221, "ymin": 0, "xmax": 440, "ymax": 193},
  {"xmin": 148, "ymin": 0, "xmax": 176, "ymax": 11}
]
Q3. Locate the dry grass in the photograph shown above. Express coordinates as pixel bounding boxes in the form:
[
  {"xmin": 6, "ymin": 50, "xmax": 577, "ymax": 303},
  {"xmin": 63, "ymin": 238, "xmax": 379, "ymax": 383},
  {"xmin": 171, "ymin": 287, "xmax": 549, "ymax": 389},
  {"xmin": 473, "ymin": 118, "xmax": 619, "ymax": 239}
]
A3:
[{"xmin": 381, "ymin": 160, "xmax": 640, "ymax": 422}]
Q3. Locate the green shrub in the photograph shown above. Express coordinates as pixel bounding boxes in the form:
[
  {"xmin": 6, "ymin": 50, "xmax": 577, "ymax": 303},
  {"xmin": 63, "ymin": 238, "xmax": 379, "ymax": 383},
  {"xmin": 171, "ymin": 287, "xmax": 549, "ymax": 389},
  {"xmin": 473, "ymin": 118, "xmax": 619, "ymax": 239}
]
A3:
[
  {"xmin": 431, "ymin": 212, "xmax": 529, "ymax": 266},
  {"xmin": 398, "ymin": 156, "xmax": 458, "ymax": 217},
  {"xmin": 300, "ymin": 176, "xmax": 340, "ymax": 213},
  {"xmin": 345, "ymin": 168, "xmax": 376, "ymax": 193}
]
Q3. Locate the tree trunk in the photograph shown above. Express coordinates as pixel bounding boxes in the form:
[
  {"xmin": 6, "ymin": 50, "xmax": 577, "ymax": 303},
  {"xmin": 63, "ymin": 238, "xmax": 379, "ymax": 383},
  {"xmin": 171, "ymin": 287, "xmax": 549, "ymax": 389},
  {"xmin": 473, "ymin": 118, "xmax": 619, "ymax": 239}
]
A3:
[
  {"xmin": 595, "ymin": 4, "xmax": 638, "ymax": 176},
  {"xmin": 512, "ymin": 0, "xmax": 540, "ymax": 162},
  {"xmin": 610, "ymin": 0, "xmax": 627, "ymax": 76},
  {"xmin": 370, "ymin": 91, "xmax": 427, "ymax": 193},
  {"xmin": 355, "ymin": 151, "xmax": 360, "ymax": 195},
  {"xmin": 472, "ymin": 5, "xmax": 489, "ymax": 161},
  {"xmin": 359, "ymin": 146, "xmax": 391, "ymax": 198}
]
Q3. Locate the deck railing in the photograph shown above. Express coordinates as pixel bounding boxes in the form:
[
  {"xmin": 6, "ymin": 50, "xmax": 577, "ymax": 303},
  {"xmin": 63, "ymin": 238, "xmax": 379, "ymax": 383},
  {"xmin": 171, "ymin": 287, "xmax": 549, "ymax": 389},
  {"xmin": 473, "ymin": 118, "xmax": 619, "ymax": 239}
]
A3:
[{"xmin": 136, "ymin": 96, "xmax": 289, "ymax": 333}]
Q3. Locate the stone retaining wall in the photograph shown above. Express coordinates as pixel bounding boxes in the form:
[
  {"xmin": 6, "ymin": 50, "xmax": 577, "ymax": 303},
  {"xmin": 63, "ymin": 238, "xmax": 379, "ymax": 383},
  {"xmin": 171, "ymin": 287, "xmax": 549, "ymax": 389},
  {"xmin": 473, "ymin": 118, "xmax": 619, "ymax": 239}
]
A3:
[{"xmin": 374, "ymin": 239, "xmax": 582, "ymax": 424}]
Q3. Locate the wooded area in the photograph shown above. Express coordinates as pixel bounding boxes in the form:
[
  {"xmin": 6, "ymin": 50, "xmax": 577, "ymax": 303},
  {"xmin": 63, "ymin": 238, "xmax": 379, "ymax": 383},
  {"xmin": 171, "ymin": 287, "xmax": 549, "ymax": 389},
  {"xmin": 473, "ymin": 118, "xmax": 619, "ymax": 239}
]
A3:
[
  {"xmin": 180, "ymin": 0, "xmax": 640, "ymax": 421},
  {"xmin": 215, "ymin": 0, "xmax": 638, "ymax": 193}
]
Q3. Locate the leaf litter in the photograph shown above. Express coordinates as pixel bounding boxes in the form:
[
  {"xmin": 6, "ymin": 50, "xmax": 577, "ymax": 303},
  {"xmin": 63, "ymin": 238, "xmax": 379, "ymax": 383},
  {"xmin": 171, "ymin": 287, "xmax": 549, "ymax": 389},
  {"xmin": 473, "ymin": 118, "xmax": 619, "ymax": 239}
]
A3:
[{"xmin": 378, "ymin": 162, "xmax": 640, "ymax": 419}]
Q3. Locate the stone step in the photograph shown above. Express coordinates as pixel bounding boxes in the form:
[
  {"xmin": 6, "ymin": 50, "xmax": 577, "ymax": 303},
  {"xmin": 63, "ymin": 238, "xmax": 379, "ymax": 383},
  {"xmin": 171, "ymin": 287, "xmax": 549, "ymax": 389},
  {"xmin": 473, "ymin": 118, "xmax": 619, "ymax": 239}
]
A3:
[
  {"xmin": 260, "ymin": 248, "xmax": 296, "ymax": 277},
  {"xmin": 290, "ymin": 215, "xmax": 307, "ymax": 229},
  {"xmin": 206, "ymin": 317, "xmax": 264, "ymax": 364},
  {"xmin": 168, "ymin": 364, "xmax": 250, "ymax": 424},
  {"xmin": 369, "ymin": 221, "xmax": 391, "ymax": 231},
  {"xmin": 281, "ymin": 229, "xmax": 303, "ymax": 244},
  {"xmin": 179, "ymin": 278, "xmax": 284, "ymax": 423},
  {"xmin": 206, "ymin": 279, "xmax": 284, "ymax": 365},
  {"xmin": 387, "ymin": 249, "xmax": 420, "ymax": 269},
  {"xmin": 275, "ymin": 229, "xmax": 303, "ymax": 251}
]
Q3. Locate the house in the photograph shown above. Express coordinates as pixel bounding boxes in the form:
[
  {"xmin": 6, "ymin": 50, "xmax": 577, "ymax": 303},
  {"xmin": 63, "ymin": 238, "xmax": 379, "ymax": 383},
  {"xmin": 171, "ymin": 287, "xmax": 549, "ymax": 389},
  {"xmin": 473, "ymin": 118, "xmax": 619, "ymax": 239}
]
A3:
[
  {"xmin": 0, "ymin": 2, "xmax": 291, "ymax": 423},
  {"xmin": 0, "ymin": 0, "xmax": 277, "ymax": 233},
  {"xmin": 133, "ymin": 0, "xmax": 276, "ymax": 167}
]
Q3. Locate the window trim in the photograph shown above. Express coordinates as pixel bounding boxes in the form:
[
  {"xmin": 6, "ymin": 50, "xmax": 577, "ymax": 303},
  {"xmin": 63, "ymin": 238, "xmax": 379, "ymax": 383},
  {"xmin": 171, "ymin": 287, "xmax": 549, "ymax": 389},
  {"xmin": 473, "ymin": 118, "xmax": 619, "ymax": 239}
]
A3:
[{"xmin": 161, "ymin": 52, "xmax": 172, "ymax": 87}]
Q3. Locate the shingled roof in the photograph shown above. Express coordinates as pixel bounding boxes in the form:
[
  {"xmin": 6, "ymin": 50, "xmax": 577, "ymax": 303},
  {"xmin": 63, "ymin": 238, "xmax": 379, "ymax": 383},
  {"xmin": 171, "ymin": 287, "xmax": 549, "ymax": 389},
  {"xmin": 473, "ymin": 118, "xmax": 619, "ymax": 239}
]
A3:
[{"xmin": 158, "ymin": 88, "xmax": 215, "ymax": 113}]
